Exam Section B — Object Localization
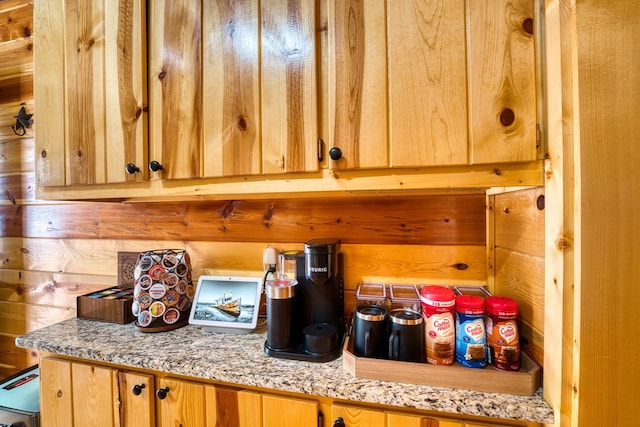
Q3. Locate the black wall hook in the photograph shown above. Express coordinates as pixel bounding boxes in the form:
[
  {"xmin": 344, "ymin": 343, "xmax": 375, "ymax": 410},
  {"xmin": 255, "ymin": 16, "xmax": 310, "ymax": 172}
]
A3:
[{"xmin": 12, "ymin": 105, "xmax": 34, "ymax": 136}]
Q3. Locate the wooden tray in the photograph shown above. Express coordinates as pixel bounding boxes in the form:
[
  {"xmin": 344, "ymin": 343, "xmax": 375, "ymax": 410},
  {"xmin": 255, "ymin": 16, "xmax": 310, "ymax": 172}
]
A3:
[
  {"xmin": 342, "ymin": 334, "xmax": 540, "ymax": 396},
  {"xmin": 77, "ymin": 287, "xmax": 134, "ymax": 324}
]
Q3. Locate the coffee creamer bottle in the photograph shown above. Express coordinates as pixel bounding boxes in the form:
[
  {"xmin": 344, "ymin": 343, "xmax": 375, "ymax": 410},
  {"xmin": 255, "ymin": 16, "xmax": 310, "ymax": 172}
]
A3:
[
  {"xmin": 455, "ymin": 295, "xmax": 487, "ymax": 368},
  {"xmin": 420, "ymin": 285, "xmax": 455, "ymax": 365},
  {"xmin": 485, "ymin": 296, "xmax": 520, "ymax": 371}
]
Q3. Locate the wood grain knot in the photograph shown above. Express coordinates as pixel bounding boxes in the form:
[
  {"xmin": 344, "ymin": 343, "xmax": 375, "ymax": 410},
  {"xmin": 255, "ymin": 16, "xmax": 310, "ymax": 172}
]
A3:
[
  {"xmin": 555, "ymin": 237, "xmax": 571, "ymax": 251},
  {"xmin": 500, "ymin": 108, "xmax": 515, "ymax": 126},
  {"xmin": 41, "ymin": 150, "xmax": 47, "ymax": 158},
  {"xmin": 536, "ymin": 195, "xmax": 545, "ymax": 210},
  {"xmin": 77, "ymin": 150, "xmax": 83, "ymax": 158},
  {"xmin": 522, "ymin": 18, "xmax": 534, "ymax": 35},
  {"xmin": 453, "ymin": 263, "xmax": 468, "ymax": 270},
  {"xmin": 57, "ymin": 390, "xmax": 63, "ymax": 398},
  {"xmin": 158, "ymin": 70, "xmax": 167, "ymax": 80},
  {"xmin": 237, "ymin": 116, "xmax": 248, "ymax": 131}
]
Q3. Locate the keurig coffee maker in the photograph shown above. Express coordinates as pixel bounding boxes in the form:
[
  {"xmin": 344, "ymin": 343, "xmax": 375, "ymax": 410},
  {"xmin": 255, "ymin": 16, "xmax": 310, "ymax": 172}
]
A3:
[{"xmin": 264, "ymin": 238, "xmax": 344, "ymax": 362}]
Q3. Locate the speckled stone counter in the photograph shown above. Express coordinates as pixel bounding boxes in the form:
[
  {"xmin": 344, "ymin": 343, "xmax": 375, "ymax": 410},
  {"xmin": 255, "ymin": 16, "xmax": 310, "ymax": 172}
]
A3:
[{"xmin": 16, "ymin": 318, "xmax": 553, "ymax": 424}]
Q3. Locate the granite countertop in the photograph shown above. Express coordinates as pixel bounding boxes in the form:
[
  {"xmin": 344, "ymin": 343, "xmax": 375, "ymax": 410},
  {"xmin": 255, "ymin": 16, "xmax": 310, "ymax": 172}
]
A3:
[{"xmin": 16, "ymin": 318, "xmax": 553, "ymax": 424}]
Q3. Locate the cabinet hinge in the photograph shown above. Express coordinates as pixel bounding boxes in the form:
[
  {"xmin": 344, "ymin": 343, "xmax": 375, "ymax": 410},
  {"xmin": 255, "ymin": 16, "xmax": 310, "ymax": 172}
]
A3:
[{"xmin": 317, "ymin": 138, "xmax": 324, "ymax": 162}]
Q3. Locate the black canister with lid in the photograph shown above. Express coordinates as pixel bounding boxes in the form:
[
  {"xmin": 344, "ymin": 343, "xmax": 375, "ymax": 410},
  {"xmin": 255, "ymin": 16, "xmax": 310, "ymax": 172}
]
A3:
[
  {"xmin": 265, "ymin": 278, "xmax": 298, "ymax": 350},
  {"xmin": 388, "ymin": 309, "xmax": 425, "ymax": 362}
]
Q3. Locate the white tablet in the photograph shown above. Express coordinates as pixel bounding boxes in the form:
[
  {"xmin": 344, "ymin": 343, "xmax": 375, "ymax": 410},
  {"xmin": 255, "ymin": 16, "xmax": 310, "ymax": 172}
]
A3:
[{"xmin": 188, "ymin": 275, "xmax": 262, "ymax": 334}]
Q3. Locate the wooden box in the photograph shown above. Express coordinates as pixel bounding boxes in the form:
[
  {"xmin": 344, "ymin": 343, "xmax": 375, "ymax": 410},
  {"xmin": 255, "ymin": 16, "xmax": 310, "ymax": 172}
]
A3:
[
  {"xmin": 342, "ymin": 334, "xmax": 541, "ymax": 396},
  {"xmin": 77, "ymin": 287, "xmax": 135, "ymax": 324}
]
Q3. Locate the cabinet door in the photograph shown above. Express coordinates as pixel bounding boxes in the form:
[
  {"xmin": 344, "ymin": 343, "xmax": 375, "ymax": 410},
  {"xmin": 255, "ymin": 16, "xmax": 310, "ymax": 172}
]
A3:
[
  {"xmin": 331, "ymin": 403, "xmax": 385, "ymax": 427},
  {"xmin": 261, "ymin": 0, "xmax": 319, "ymax": 174},
  {"xmin": 118, "ymin": 371, "xmax": 155, "ymax": 427},
  {"xmin": 40, "ymin": 358, "xmax": 74, "ymax": 427},
  {"xmin": 205, "ymin": 385, "xmax": 262, "ymax": 427},
  {"xmin": 328, "ymin": 0, "xmax": 388, "ymax": 169},
  {"xmin": 149, "ymin": 0, "xmax": 202, "ymax": 180},
  {"xmin": 157, "ymin": 377, "xmax": 206, "ymax": 427},
  {"xmin": 202, "ymin": 1, "xmax": 261, "ymax": 178},
  {"xmin": 262, "ymin": 394, "xmax": 318, "ymax": 427},
  {"xmin": 467, "ymin": 0, "xmax": 536, "ymax": 164},
  {"xmin": 71, "ymin": 362, "xmax": 116, "ymax": 427},
  {"xmin": 387, "ymin": 0, "xmax": 468, "ymax": 167},
  {"xmin": 387, "ymin": 413, "xmax": 463, "ymax": 427},
  {"xmin": 34, "ymin": 0, "xmax": 147, "ymax": 186}
]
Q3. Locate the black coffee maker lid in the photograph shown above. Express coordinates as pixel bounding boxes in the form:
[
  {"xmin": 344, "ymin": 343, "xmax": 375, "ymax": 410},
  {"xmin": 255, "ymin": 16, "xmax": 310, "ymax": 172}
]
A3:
[{"xmin": 304, "ymin": 238, "xmax": 341, "ymax": 254}]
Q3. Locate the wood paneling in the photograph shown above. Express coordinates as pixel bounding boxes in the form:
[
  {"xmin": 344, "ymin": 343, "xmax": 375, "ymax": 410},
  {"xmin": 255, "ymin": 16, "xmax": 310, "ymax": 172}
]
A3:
[
  {"xmin": 0, "ymin": 206, "xmax": 22, "ymax": 236},
  {"xmin": 22, "ymin": 195, "xmax": 486, "ymax": 244},
  {"xmin": 0, "ymin": 171, "xmax": 35, "ymax": 203},
  {"xmin": 0, "ymin": 1, "xmax": 32, "ymax": 43},
  {"xmin": 0, "ymin": 74, "xmax": 33, "ymax": 103},
  {"xmin": 0, "ymin": 37, "xmax": 32, "ymax": 75},
  {"xmin": 491, "ymin": 188, "xmax": 544, "ymax": 367},
  {"xmin": 0, "ymin": 138, "xmax": 34, "ymax": 174},
  {"xmin": 17, "ymin": 239, "xmax": 486, "ymax": 287}
]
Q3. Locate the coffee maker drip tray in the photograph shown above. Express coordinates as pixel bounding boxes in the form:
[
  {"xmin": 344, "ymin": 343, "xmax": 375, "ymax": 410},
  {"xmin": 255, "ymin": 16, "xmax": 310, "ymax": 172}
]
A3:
[{"xmin": 264, "ymin": 323, "xmax": 343, "ymax": 362}]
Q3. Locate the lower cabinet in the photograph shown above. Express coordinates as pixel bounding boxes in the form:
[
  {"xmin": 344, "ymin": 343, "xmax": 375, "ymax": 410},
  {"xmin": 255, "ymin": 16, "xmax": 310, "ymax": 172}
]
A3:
[
  {"xmin": 263, "ymin": 394, "xmax": 319, "ymax": 427},
  {"xmin": 39, "ymin": 357, "xmax": 539, "ymax": 427},
  {"xmin": 39, "ymin": 357, "xmax": 259, "ymax": 427},
  {"xmin": 330, "ymin": 403, "xmax": 541, "ymax": 427}
]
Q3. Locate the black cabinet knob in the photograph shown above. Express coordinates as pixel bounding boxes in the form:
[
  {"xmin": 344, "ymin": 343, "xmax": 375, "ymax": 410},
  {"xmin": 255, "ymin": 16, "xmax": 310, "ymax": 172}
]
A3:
[
  {"xmin": 156, "ymin": 386, "xmax": 170, "ymax": 400},
  {"xmin": 332, "ymin": 417, "xmax": 345, "ymax": 427},
  {"xmin": 328, "ymin": 147, "xmax": 342, "ymax": 161},
  {"xmin": 125, "ymin": 163, "xmax": 141, "ymax": 174},
  {"xmin": 131, "ymin": 383, "xmax": 145, "ymax": 396},
  {"xmin": 149, "ymin": 160, "xmax": 164, "ymax": 172}
]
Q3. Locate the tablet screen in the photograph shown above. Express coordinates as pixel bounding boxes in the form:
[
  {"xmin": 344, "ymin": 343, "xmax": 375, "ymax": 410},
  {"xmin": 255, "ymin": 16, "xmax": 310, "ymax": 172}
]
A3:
[{"xmin": 188, "ymin": 276, "xmax": 262, "ymax": 333}]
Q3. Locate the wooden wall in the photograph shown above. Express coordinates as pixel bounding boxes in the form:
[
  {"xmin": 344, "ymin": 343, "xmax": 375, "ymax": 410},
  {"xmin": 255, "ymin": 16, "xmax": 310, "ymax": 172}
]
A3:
[
  {"xmin": 0, "ymin": 0, "xmax": 34, "ymax": 377},
  {"xmin": 0, "ymin": 0, "xmax": 544, "ymax": 381}
]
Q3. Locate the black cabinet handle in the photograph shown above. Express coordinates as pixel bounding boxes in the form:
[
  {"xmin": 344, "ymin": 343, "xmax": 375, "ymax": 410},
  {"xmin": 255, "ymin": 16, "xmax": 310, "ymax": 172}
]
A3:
[
  {"xmin": 332, "ymin": 417, "xmax": 345, "ymax": 427},
  {"xmin": 125, "ymin": 163, "xmax": 141, "ymax": 174},
  {"xmin": 131, "ymin": 383, "xmax": 145, "ymax": 396},
  {"xmin": 149, "ymin": 160, "xmax": 164, "ymax": 172},
  {"xmin": 156, "ymin": 386, "xmax": 170, "ymax": 400},
  {"xmin": 329, "ymin": 147, "xmax": 342, "ymax": 161}
]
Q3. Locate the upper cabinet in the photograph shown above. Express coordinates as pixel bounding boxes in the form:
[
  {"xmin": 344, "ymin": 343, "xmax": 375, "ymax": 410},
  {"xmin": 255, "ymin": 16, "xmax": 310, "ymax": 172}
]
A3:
[
  {"xmin": 36, "ymin": 0, "xmax": 319, "ymax": 186},
  {"xmin": 34, "ymin": 0, "xmax": 542, "ymax": 197},
  {"xmin": 35, "ymin": 0, "xmax": 147, "ymax": 186},
  {"xmin": 328, "ymin": 0, "xmax": 537, "ymax": 169}
]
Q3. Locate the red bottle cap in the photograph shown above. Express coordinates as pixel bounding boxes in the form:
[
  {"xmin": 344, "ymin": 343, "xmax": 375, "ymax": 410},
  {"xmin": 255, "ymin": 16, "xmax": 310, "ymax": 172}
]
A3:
[
  {"xmin": 485, "ymin": 296, "xmax": 518, "ymax": 317},
  {"xmin": 420, "ymin": 285, "xmax": 455, "ymax": 307},
  {"xmin": 455, "ymin": 295, "xmax": 485, "ymax": 314}
]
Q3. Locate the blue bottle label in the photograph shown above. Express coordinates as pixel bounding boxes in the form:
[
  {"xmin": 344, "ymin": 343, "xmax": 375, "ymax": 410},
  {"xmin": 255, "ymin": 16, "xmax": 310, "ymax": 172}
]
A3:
[{"xmin": 455, "ymin": 313, "xmax": 487, "ymax": 368}]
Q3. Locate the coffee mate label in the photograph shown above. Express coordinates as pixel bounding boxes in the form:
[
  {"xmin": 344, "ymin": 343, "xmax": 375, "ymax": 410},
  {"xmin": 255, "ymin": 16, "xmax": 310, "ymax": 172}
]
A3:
[
  {"xmin": 425, "ymin": 312, "xmax": 455, "ymax": 365},
  {"xmin": 487, "ymin": 319, "xmax": 520, "ymax": 371},
  {"xmin": 499, "ymin": 323, "xmax": 518, "ymax": 344},
  {"xmin": 455, "ymin": 315, "xmax": 486, "ymax": 368}
]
